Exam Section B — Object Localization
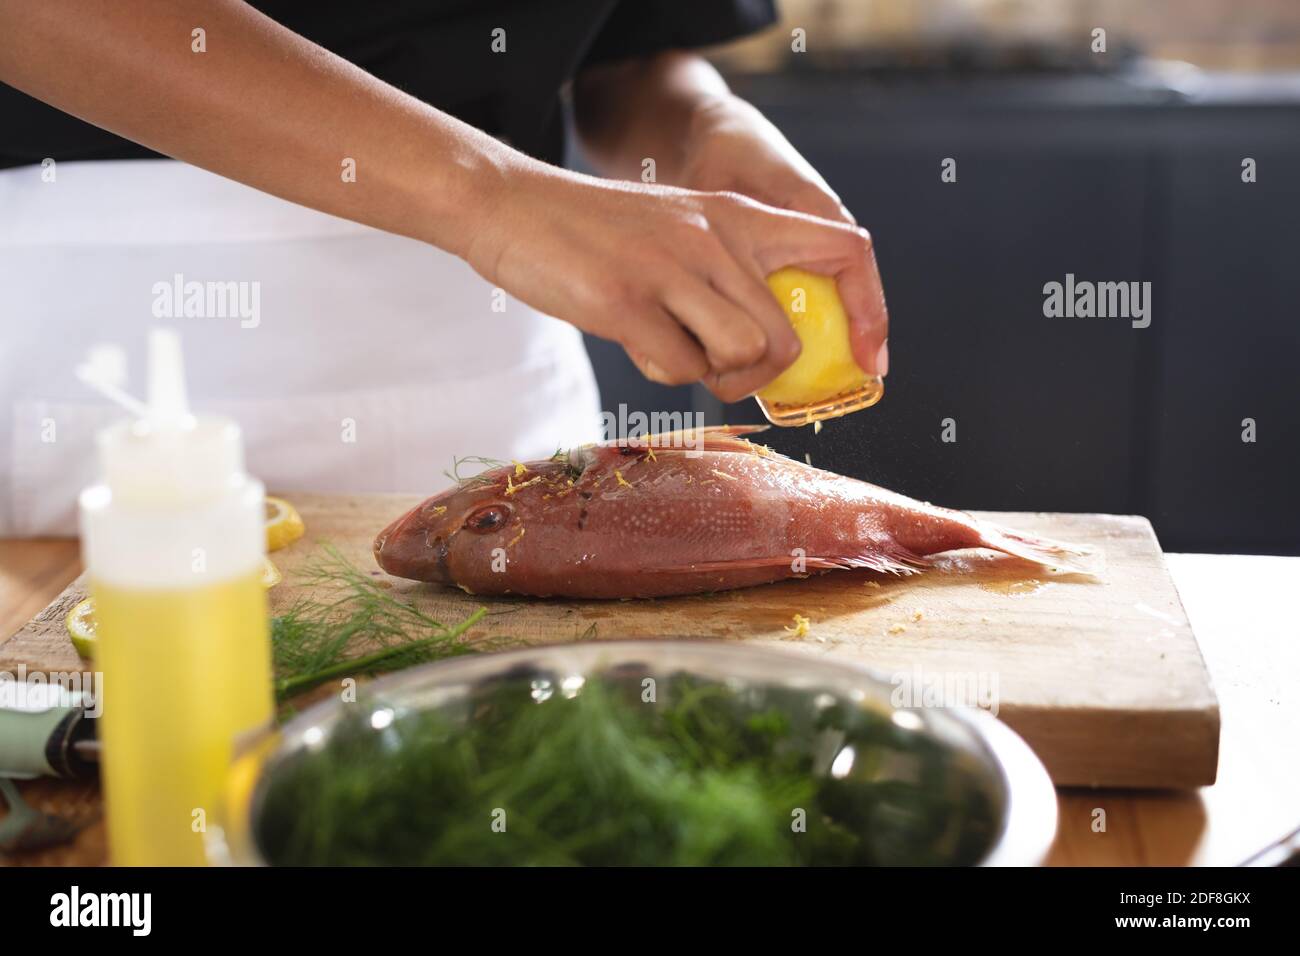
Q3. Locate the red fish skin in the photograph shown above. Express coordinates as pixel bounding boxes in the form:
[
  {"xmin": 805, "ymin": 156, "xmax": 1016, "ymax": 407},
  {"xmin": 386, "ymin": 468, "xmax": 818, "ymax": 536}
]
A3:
[{"xmin": 373, "ymin": 435, "xmax": 1026, "ymax": 600}]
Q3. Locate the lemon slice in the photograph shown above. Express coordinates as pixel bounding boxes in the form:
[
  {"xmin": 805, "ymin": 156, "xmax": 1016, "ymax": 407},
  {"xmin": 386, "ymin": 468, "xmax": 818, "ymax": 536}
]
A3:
[
  {"xmin": 261, "ymin": 557, "xmax": 283, "ymax": 589},
  {"xmin": 265, "ymin": 496, "xmax": 305, "ymax": 552},
  {"xmin": 65, "ymin": 597, "xmax": 98, "ymax": 659}
]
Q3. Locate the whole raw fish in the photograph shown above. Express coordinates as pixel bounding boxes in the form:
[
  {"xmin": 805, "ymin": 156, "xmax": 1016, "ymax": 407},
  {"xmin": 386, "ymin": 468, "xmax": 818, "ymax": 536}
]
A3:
[{"xmin": 374, "ymin": 427, "xmax": 1089, "ymax": 599}]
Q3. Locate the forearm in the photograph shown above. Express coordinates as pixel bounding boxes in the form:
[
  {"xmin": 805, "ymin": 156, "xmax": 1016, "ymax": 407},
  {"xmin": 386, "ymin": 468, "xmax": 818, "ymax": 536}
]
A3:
[
  {"xmin": 0, "ymin": 0, "xmax": 526, "ymax": 258},
  {"xmin": 573, "ymin": 51, "xmax": 733, "ymax": 184},
  {"xmin": 0, "ymin": 4, "xmax": 884, "ymax": 395}
]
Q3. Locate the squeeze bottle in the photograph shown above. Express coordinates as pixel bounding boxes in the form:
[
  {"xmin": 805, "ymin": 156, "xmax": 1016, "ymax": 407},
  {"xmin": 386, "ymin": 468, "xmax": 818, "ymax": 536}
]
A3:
[{"xmin": 78, "ymin": 330, "xmax": 272, "ymax": 865}]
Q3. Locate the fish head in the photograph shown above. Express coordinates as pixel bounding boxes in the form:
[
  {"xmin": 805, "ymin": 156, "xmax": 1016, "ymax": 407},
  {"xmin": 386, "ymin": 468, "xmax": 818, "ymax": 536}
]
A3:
[{"xmin": 373, "ymin": 462, "xmax": 566, "ymax": 586}]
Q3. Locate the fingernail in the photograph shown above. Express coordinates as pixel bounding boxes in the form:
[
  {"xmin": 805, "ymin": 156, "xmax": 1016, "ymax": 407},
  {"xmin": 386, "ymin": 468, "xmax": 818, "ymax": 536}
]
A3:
[
  {"xmin": 643, "ymin": 359, "xmax": 669, "ymax": 383},
  {"xmin": 875, "ymin": 339, "xmax": 889, "ymax": 377}
]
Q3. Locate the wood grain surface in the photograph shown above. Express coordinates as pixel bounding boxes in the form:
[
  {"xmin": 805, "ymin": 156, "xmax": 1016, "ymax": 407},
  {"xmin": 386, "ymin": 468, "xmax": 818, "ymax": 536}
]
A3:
[{"xmin": 2, "ymin": 492, "xmax": 1219, "ymax": 789}]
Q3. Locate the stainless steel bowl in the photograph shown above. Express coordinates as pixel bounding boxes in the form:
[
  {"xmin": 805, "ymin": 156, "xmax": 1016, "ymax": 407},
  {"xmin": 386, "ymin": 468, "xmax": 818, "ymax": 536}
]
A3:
[{"xmin": 209, "ymin": 641, "xmax": 1056, "ymax": 866}]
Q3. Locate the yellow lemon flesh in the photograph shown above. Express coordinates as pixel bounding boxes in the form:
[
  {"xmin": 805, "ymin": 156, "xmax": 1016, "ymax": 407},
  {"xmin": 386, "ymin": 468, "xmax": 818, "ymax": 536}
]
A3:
[
  {"xmin": 757, "ymin": 267, "xmax": 870, "ymax": 407},
  {"xmin": 265, "ymin": 496, "xmax": 305, "ymax": 552},
  {"xmin": 67, "ymin": 560, "xmax": 281, "ymax": 657},
  {"xmin": 65, "ymin": 597, "xmax": 98, "ymax": 659}
]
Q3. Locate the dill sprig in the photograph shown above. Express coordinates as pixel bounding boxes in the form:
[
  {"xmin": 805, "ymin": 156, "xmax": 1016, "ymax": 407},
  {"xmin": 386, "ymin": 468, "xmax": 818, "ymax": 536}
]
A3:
[
  {"xmin": 443, "ymin": 455, "xmax": 507, "ymax": 488},
  {"xmin": 270, "ymin": 545, "xmax": 488, "ymax": 699},
  {"xmin": 444, "ymin": 447, "xmax": 580, "ymax": 490}
]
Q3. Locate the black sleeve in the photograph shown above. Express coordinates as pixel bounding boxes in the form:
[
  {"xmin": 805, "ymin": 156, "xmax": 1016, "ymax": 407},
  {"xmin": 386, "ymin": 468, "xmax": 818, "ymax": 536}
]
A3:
[{"xmin": 582, "ymin": 0, "xmax": 778, "ymax": 68}]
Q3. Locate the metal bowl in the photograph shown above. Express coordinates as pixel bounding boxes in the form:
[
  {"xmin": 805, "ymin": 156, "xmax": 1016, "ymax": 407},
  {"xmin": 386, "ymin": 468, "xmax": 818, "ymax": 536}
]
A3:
[{"xmin": 209, "ymin": 641, "xmax": 1056, "ymax": 866}]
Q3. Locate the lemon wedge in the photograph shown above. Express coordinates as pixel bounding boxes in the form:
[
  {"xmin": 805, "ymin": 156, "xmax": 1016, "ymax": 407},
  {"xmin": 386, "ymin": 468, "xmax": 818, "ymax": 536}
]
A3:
[
  {"xmin": 265, "ymin": 496, "xmax": 305, "ymax": 552},
  {"xmin": 261, "ymin": 557, "xmax": 283, "ymax": 589},
  {"xmin": 65, "ymin": 597, "xmax": 98, "ymax": 659}
]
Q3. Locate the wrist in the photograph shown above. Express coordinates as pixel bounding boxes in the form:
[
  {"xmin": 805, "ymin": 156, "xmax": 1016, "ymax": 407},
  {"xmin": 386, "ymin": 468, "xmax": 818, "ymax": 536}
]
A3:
[
  {"xmin": 456, "ymin": 149, "xmax": 574, "ymax": 285},
  {"xmin": 405, "ymin": 122, "xmax": 543, "ymax": 267}
]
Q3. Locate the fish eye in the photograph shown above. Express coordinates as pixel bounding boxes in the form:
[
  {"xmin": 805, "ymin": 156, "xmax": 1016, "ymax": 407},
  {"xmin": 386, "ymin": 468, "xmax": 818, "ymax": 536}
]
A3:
[{"xmin": 464, "ymin": 504, "xmax": 510, "ymax": 534}]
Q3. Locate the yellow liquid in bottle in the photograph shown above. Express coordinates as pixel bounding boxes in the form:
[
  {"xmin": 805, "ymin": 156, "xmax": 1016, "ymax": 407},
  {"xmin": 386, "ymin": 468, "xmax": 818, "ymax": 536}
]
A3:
[
  {"xmin": 756, "ymin": 267, "xmax": 884, "ymax": 426},
  {"xmin": 92, "ymin": 567, "xmax": 272, "ymax": 866}
]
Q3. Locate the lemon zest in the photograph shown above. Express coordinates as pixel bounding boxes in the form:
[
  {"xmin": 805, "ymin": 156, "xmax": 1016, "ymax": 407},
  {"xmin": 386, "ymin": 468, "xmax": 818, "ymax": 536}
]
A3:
[
  {"xmin": 784, "ymin": 613, "xmax": 811, "ymax": 638},
  {"xmin": 615, "ymin": 469, "xmax": 632, "ymax": 488},
  {"xmin": 505, "ymin": 475, "xmax": 544, "ymax": 496}
]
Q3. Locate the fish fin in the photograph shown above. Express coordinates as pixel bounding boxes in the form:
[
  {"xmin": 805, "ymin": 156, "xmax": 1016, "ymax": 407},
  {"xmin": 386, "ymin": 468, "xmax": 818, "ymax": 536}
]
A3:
[
  {"xmin": 807, "ymin": 550, "xmax": 929, "ymax": 576},
  {"xmin": 978, "ymin": 523, "xmax": 1099, "ymax": 575},
  {"xmin": 646, "ymin": 548, "xmax": 926, "ymax": 577},
  {"xmin": 617, "ymin": 425, "xmax": 771, "ymax": 455},
  {"xmin": 646, "ymin": 424, "xmax": 770, "ymax": 442}
]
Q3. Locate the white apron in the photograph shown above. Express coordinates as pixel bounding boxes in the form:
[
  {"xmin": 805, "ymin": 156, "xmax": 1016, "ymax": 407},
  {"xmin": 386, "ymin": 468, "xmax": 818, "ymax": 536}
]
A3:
[{"xmin": 0, "ymin": 160, "xmax": 602, "ymax": 536}]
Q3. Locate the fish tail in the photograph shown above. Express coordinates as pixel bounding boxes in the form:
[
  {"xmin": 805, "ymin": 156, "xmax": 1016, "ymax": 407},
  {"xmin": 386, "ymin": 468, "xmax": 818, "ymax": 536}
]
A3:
[{"xmin": 978, "ymin": 522, "xmax": 1099, "ymax": 575}]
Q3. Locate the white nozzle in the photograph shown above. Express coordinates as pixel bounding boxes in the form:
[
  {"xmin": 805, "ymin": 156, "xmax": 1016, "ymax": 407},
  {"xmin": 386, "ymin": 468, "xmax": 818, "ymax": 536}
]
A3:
[
  {"xmin": 75, "ymin": 344, "xmax": 151, "ymax": 419},
  {"xmin": 146, "ymin": 328, "xmax": 191, "ymax": 425},
  {"xmin": 78, "ymin": 328, "xmax": 244, "ymax": 504},
  {"xmin": 76, "ymin": 329, "xmax": 193, "ymax": 428}
]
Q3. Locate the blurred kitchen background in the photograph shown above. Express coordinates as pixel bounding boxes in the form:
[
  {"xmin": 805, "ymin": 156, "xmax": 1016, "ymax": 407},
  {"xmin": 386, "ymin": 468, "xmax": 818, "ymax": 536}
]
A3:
[{"xmin": 575, "ymin": 0, "xmax": 1300, "ymax": 555}]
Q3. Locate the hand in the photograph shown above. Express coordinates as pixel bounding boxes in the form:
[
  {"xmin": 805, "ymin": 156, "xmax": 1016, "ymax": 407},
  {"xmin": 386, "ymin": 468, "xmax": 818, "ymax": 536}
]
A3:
[
  {"xmin": 680, "ymin": 96, "xmax": 889, "ymax": 377},
  {"xmin": 466, "ymin": 163, "xmax": 880, "ymax": 403}
]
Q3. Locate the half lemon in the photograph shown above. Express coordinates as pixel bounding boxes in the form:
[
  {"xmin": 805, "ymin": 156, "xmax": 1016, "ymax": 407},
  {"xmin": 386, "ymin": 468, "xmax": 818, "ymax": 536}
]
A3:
[{"xmin": 265, "ymin": 496, "xmax": 306, "ymax": 552}]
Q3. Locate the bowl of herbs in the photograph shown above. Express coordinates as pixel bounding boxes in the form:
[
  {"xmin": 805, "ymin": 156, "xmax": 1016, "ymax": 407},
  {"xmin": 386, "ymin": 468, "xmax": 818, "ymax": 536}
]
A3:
[{"xmin": 210, "ymin": 641, "xmax": 1056, "ymax": 866}]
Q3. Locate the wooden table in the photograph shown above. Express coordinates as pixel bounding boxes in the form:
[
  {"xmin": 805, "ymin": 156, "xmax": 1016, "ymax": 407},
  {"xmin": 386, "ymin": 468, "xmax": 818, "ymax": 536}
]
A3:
[{"xmin": 1, "ymin": 538, "xmax": 1296, "ymax": 866}]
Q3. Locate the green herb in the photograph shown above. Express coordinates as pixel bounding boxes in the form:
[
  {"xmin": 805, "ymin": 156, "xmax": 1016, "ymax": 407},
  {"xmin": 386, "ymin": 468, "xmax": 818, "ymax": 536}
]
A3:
[
  {"xmin": 443, "ymin": 455, "xmax": 507, "ymax": 488},
  {"xmin": 548, "ymin": 446, "xmax": 587, "ymax": 482},
  {"xmin": 270, "ymin": 545, "xmax": 488, "ymax": 700},
  {"xmin": 255, "ymin": 672, "xmax": 999, "ymax": 866},
  {"xmin": 444, "ymin": 448, "xmax": 581, "ymax": 489}
]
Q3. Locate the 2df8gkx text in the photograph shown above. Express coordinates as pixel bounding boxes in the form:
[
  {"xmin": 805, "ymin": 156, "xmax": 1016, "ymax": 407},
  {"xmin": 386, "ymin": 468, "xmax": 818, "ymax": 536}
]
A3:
[{"xmin": 1120, "ymin": 891, "xmax": 1251, "ymax": 907}]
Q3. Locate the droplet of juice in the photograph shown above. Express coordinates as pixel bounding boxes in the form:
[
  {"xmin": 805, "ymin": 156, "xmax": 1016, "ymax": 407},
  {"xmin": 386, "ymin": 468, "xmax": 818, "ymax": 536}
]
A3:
[{"xmin": 979, "ymin": 578, "xmax": 1049, "ymax": 597}]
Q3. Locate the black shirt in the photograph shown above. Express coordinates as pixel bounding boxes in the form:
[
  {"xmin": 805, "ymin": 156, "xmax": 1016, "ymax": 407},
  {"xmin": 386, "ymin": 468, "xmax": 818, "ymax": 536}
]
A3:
[{"xmin": 0, "ymin": 0, "xmax": 776, "ymax": 170}]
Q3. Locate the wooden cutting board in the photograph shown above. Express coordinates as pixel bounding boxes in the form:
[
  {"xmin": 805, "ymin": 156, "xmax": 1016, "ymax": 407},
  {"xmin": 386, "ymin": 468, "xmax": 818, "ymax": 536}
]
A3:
[{"xmin": 2, "ymin": 493, "xmax": 1218, "ymax": 788}]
